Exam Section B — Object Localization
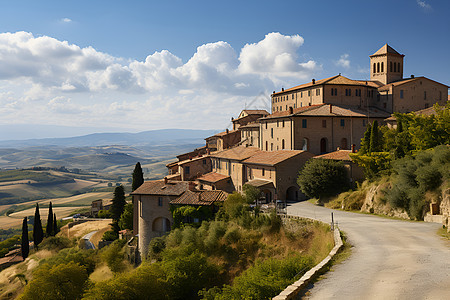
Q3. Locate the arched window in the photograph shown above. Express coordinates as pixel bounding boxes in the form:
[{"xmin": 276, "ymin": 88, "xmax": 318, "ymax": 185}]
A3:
[
  {"xmin": 390, "ymin": 62, "xmax": 393, "ymax": 72},
  {"xmin": 394, "ymin": 62, "xmax": 396, "ymax": 72},
  {"xmin": 282, "ymin": 139, "xmax": 285, "ymax": 150},
  {"xmin": 377, "ymin": 62, "xmax": 380, "ymax": 73},
  {"xmin": 373, "ymin": 63, "xmax": 376, "ymax": 74},
  {"xmin": 302, "ymin": 138, "xmax": 309, "ymax": 151},
  {"xmin": 381, "ymin": 62, "xmax": 384, "ymax": 73}
]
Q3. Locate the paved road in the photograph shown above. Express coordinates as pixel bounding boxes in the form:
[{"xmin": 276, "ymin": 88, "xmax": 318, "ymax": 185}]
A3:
[
  {"xmin": 81, "ymin": 230, "xmax": 98, "ymax": 250},
  {"xmin": 288, "ymin": 202, "xmax": 450, "ymax": 300}
]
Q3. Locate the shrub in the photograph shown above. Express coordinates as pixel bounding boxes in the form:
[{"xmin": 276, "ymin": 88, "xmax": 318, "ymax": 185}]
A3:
[
  {"xmin": 39, "ymin": 236, "xmax": 73, "ymax": 251},
  {"xmin": 101, "ymin": 239, "xmax": 127, "ymax": 273},
  {"xmin": 102, "ymin": 230, "xmax": 118, "ymax": 241},
  {"xmin": 42, "ymin": 247, "xmax": 97, "ymax": 274}
]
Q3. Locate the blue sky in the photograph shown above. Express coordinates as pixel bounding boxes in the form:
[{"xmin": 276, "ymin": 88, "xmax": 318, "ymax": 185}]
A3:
[{"xmin": 0, "ymin": 0, "xmax": 448, "ymax": 139}]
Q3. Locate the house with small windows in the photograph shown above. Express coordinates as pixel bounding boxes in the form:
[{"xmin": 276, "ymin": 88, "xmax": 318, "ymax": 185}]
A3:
[
  {"xmin": 232, "ymin": 109, "xmax": 269, "ymax": 130},
  {"xmin": 205, "ymin": 129, "xmax": 241, "ymax": 151}
]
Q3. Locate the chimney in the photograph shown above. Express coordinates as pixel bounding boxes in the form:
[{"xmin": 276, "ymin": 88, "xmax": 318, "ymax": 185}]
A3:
[
  {"xmin": 226, "ymin": 129, "xmax": 229, "ymax": 134},
  {"xmin": 312, "ymin": 79, "xmax": 315, "ymax": 84},
  {"xmin": 164, "ymin": 177, "xmax": 168, "ymax": 184},
  {"xmin": 281, "ymin": 87, "xmax": 284, "ymax": 91},
  {"xmin": 329, "ymin": 104, "xmax": 333, "ymax": 113},
  {"xmin": 231, "ymin": 117, "xmax": 234, "ymax": 121},
  {"xmin": 188, "ymin": 181, "xmax": 196, "ymax": 191},
  {"xmin": 351, "ymin": 144, "xmax": 356, "ymax": 153},
  {"xmin": 189, "ymin": 156, "xmax": 192, "ymax": 160},
  {"xmin": 411, "ymin": 75, "xmax": 415, "ymax": 79},
  {"xmin": 289, "ymin": 106, "xmax": 293, "ymax": 114},
  {"xmin": 273, "ymin": 91, "xmax": 275, "ymax": 94}
]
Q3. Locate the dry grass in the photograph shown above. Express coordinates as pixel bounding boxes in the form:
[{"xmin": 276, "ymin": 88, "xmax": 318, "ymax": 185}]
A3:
[
  {"xmin": 60, "ymin": 220, "xmax": 112, "ymax": 239},
  {"xmin": 89, "ymin": 263, "xmax": 114, "ymax": 283}
]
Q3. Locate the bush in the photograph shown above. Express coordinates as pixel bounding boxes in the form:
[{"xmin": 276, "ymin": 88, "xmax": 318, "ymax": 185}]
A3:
[
  {"xmin": 19, "ymin": 262, "xmax": 88, "ymax": 300},
  {"xmin": 39, "ymin": 236, "xmax": 73, "ymax": 251},
  {"xmin": 100, "ymin": 239, "xmax": 127, "ymax": 273},
  {"xmin": 41, "ymin": 247, "xmax": 97, "ymax": 274},
  {"xmin": 298, "ymin": 159, "xmax": 351, "ymax": 199},
  {"xmin": 102, "ymin": 230, "xmax": 118, "ymax": 241},
  {"xmin": 147, "ymin": 237, "xmax": 166, "ymax": 260}
]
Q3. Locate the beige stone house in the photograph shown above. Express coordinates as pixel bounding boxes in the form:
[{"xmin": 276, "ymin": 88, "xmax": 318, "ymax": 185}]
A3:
[
  {"xmin": 131, "ymin": 179, "xmax": 189, "ymax": 258},
  {"xmin": 259, "ymin": 104, "xmax": 389, "ymax": 155},
  {"xmin": 232, "ymin": 109, "xmax": 269, "ymax": 130},
  {"xmin": 205, "ymin": 129, "xmax": 241, "ymax": 151}
]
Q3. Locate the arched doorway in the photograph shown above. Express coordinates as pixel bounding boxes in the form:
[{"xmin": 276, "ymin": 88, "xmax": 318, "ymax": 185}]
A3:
[
  {"xmin": 152, "ymin": 217, "xmax": 171, "ymax": 234},
  {"xmin": 286, "ymin": 186, "xmax": 299, "ymax": 201},
  {"xmin": 320, "ymin": 138, "xmax": 328, "ymax": 154}
]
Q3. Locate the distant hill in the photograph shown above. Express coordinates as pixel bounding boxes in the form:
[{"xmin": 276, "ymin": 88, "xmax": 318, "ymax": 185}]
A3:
[{"xmin": 0, "ymin": 129, "xmax": 218, "ymax": 148}]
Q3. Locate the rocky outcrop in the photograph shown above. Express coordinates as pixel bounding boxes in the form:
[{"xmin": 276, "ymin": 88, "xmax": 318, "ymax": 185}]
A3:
[
  {"xmin": 360, "ymin": 182, "xmax": 409, "ymax": 219},
  {"xmin": 440, "ymin": 188, "xmax": 450, "ymax": 232}
]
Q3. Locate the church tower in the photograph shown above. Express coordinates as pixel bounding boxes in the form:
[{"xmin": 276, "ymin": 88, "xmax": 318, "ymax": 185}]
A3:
[{"xmin": 370, "ymin": 44, "xmax": 404, "ymax": 85}]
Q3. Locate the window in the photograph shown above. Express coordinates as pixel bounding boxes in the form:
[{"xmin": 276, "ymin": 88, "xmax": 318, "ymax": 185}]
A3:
[
  {"xmin": 271, "ymin": 143, "xmax": 273, "ymax": 151},
  {"xmin": 322, "ymin": 120, "xmax": 326, "ymax": 128},
  {"xmin": 316, "ymin": 88, "xmax": 320, "ymax": 96},
  {"xmin": 345, "ymin": 89, "xmax": 348, "ymax": 96},
  {"xmin": 308, "ymin": 90, "xmax": 311, "ymax": 97},
  {"xmin": 282, "ymin": 139, "xmax": 285, "ymax": 149},
  {"xmin": 340, "ymin": 119, "xmax": 345, "ymax": 127},
  {"xmin": 400, "ymin": 90, "xmax": 404, "ymax": 99},
  {"xmin": 185, "ymin": 166, "xmax": 190, "ymax": 174},
  {"xmin": 390, "ymin": 62, "xmax": 393, "ymax": 72},
  {"xmin": 271, "ymin": 128, "xmax": 273, "ymax": 138},
  {"xmin": 301, "ymin": 91, "xmax": 303, "ymax": 98},
  {"xmin": 424, "ymin": 91, "xmax": 427, "ymax": 100},
  {"xmin": 158, "ymin": 197, "xmax": 163, "ymax": 207},
  {"xmin": 373, "ymin": 63, "xmax": 376, "ymax": 74},
  {"xmin": 348, "ymin": 89, "xmax": 351, "ymax": 96},
  {"xmin": 262, "ymin": 168, "xmax": 265, "ymax": 176},
  {"xmin": 265, "ymin": 122, "xmax": 267, "ymax": 129},
  {"xmin": 302, "ymin": 119, "xmax": 307, "ymax": 128},
  {"xmin": 381, "ymin": 62, "xmax": 384, "ymax": 73},
  {"xmin": 331, "ymin": 88, "xmax": 334, "ymax": 96},
  {"xmin": 277, "ymin": 120, "xmax": 279, "ymax": 127},
  {"xmin": 282, "ymin": 120, "xmax": 285, "ymax": 127},
  {"xmin": 292, "ymin": 94, "xmax": 294, "ymax": 99},
  {"xmin": 266, "ymin": 141, "xmax": 268, "ymax": 151}
]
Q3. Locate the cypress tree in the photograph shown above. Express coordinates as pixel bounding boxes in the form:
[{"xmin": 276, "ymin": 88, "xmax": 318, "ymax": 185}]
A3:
[
  {"xmin": 53, "ymin": 213, "xmax": 58, "ymax": 235},
  {"xmin": 21, "ymin": 217, "xmax": 29, "ymax": 260},
  {"xmin": 33, "ymin": 203, "xmax": 44, "ymax": 250},
  {"xmin": 46, "ymin": 202, "xmax": 54, "ymax": 236},
  {"xmin": 360, "ymin": 123, "xmax": 372, "ymax": 154},
  {"xmin": 111, "ymin": 185, "xmax": 126, "ymax": 222},
  {"xmin": 369, "ymin": 120, "xmax": 380, "ymax": 153},
  {"xmin": 132, "ymin": 162, "xmax": 144, "ymax": 191}
]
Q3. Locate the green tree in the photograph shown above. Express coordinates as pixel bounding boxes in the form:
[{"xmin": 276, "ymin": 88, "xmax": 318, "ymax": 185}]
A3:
[
  {"xmin": 19, "ymin": 262, "xmax": 88, "ymax": 300},
  {"xmin": 132, "ymin": 162, "xmax": 144, "ymax": 191},
  {"xmin": 297, "ymin": 159, "xmax": 351, "ymax": 200},
  {"xmin": 359, "ymin": 122, "xmax": 372, "ymax": 154},
  {"xmin": 21, "ymin": 217, "xmax": 29, "ymax": 260},
  {"xmin": 53, "ymin": 213, "xmax": 58, "ymax": 235},
  {"xmin": 33, "ymin": 203, "xmax": 44, "ymax": 250},
  {"xmin": 369, "ymin": 120, "xmax": 382, "ymax": 153},
  {"xmin": 46, "ymin": 202, "xmax": 53, "ymax": 236},
  {"xmin": 118, "ymin": 203, "xmax": 133, "ymax": 230},
  {"xmin": 243, "ymin": 184, "xmax": 262, "ymax": 204},
  {"xmin": 110, "ymin": 185, "xmax": 126, "ymax": 222}
]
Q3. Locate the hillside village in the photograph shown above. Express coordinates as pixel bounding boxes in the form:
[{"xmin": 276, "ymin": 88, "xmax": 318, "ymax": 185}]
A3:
[{"xmin": 131, "ymin": 44, "xmax": 449, "ymax": 259}]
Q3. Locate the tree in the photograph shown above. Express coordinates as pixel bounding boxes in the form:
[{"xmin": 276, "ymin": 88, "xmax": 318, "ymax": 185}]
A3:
[
  {"xmin": 132, "ymin": 162, "xmax": 144, "ymax": 191},
  {"xmin": 369, "ymin": 120, "xmax": 382, "ymax": 153},
  {"xmin": 21, "ymin": 217, "xmax": 29, "ymax": 260},
  {"xmin": 53, "ymin": 213, "xmax": 58, "ymax": 235},
  {"xmin": 243, "ymin": 184, "xmax": 262, "ymax": 204},
  {"xmin": 46, "ymin": 202, "xmax": 54, "ymax": 236},
  {"xmin": 297, "ymin": 159, "xmax": 351, "ymax": 200},
  {"xmin": 33, "ymin": 203, "xmax": 44, "ymax": 250},
  {"xmin": 359, "ymin": 123, "xmax": 372, "ymax": 154},
  {"xmin": 111, "ymin": 185, "xmax": 126, "ymax": 222},
  {"xmin": 118, "ymin": 203, "xmax": 133, "ymax": 230}
]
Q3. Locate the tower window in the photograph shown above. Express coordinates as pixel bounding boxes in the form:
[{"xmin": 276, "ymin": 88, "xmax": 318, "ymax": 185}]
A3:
[
  {"xmin": 394, "ymin": 62, "xmax": 396, "ymax": 72},
  {"xmin": 373, "ymin": 63, "xmax": 376, "ymax": 74},
  {"xmin": 377, "ymin": 62, "xmax": 380, "ymax": 73},
  {"xmin": 282, "ymin": 139, "xmax": 285, "ymax": 150},
  {"xmin": 381, "ymin": 62, "xmax": 384, "ymax": 73},
  {"xmin": 340, "ymin": 119, "xmax": 345, "ymax": 127}
]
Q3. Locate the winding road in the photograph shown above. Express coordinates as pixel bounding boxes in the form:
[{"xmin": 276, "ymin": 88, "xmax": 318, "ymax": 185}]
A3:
[{"xmin": 288, "ymin": 202, "xmax": 450, "ymax": 300}]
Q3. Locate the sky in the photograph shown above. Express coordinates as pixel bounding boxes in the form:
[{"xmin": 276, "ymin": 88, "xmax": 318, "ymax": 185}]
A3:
[{"xmin": 0, "ymin": 0, "xmax": 449, "ymax": 140}]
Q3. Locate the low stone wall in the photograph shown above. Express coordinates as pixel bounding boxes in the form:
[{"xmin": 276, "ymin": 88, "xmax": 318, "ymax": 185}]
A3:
[{"xmin": 273, "ymin": 216, "xmax": 343, "ymax": 300}]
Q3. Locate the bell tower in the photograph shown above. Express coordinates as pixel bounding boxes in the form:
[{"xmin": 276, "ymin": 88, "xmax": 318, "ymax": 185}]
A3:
[{"xmin": 370, "ymin": 44, "xmax": 404, "ymax": 85}]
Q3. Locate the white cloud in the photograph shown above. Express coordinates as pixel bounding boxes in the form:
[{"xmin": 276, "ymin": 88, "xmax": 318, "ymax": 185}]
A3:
[
  {"xmin": 336, "ymin": 54, "xmax": 350, "ymax": 69},
  {"xmin": 61, "ymin": 18, "xmax": 72, "ymax": 23},
  {"xmin": 417, "ymin": 0, "xmax": 432, "ymax": 10},
  {"xmin": 0, "ymin": 31, "xmax": 320, "ymax": 130}
]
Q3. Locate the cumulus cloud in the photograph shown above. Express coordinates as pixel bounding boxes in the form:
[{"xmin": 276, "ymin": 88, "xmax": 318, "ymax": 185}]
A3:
[
  {"xmin": 0, "ymin": 31, "xmax": 319, "ymax": 130},
  {"xmin": 61, "ymin": 18, "xmax": 72, "ymax": 23},
  {"xmin": 335, "ymin": 54, "xmax": 350, "ymax": 69}
]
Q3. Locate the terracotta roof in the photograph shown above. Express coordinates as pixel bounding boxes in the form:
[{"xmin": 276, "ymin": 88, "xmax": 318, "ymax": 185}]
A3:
[
  {"xmin": 378, "ymin": 76, "xmax": 449, "ymax": 91},
  {"xmin": 314, "ymin": 150, "xmax": 353, "ymax": 161},
  {"xmin": 131, "ymin": 180, "xmax": 188, "ymax": 196},
  {"xmin": 170, "ymin": 190, "xmax": 228, "ymax": 206},
  {"xmin": 354, "ymin": 80, "xmax": 384, "ymax": 88},
  {"xmin": 239, "ymin": 122, "xmax": 260, "ymax": 129},
  {"xmin": 370, "ymin": 44, "xmax": 403, "ymax": 57},
  {"xmin": 385, "ymin": 105, "xmax": 445, "ymax": 121},
  {"xmin": 263, "ymin": 104, "xmax": 390, "ymax": 119},
  {"xmin": 197, "ymin": 172, "xmax": 230, "ymax": 183},
  {"xmin": 211, "ymin": 130, "xmax": 238, "ymax": 137},
  {"xmin": 177, "ymin": 155, "xmax": 209, "ymax": 166},
  {"xmin": 211, "ymin": 146, "xmax": 261, "ymax": 161},
  {"xmin": 273, "ymin": 75, "xmax": 378, "ymax": 96},
  {"xmin": 243, "ymin": 150, "xmax": 311, "ymax": 166},
  {"xmin": 242, "ymin": 109, "xmax": 270, "ymax": 115},
  {"xmin": 246, "ymin": 178, "xmax": 275, "ymax": 188},
  {"xmin": 166, "ymin": 161, "xmax": 179, "ymax": 168}
]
